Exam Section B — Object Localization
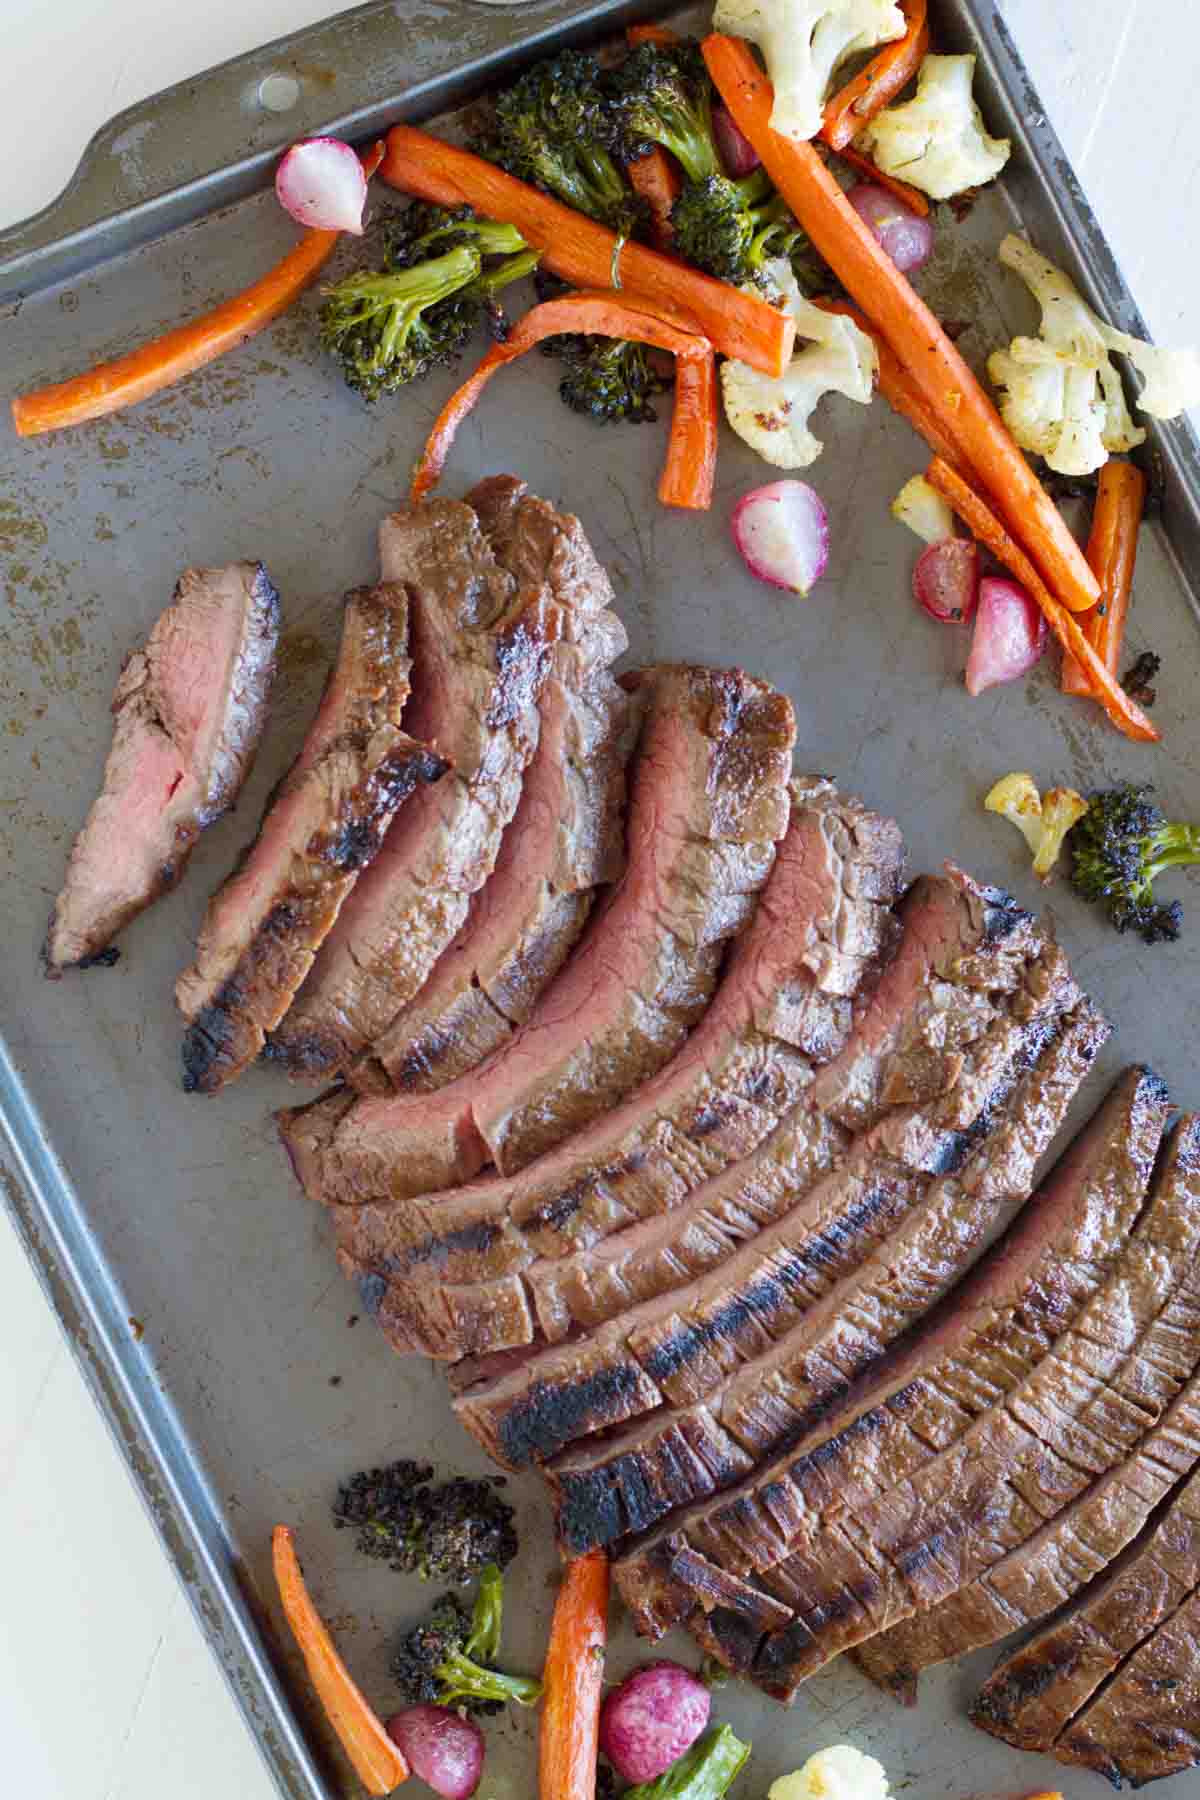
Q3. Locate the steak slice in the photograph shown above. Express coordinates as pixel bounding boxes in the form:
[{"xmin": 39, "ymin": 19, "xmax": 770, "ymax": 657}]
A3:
[
  {"xmin": 265, "ymin": 493, "xmax": 561, "ymax": 1079},
  {"xmin": 44, "ymin": 563, "xmax": 279, "ymax": 975},
  {"xmin": 328, "ymin": 866, "xmax": 1041, "ymax": 1360},
  {"xmin": 355, "ymin": 478, "xmax": 631, "ymax": 1095},
  {"xmin": 1051, "ymin": 1579, "xmax": 1200, "ymax": 1785},
  {"xmin": 863, "ymin": 1348, "xmax": 1200, "ymax": 1712},
  {"xmin": 176, "ymin": 585, "xmax": 447, "ymax": 1093},
  {"xmin": 749, "ymin": 1108, "xmax": 1200, "ymax": 1697},
  {"xmin": 612, "ymin": 1048, "xmax": 1158, "ymax": 1647},
  {"xmin": 280, "ymin": 663, "xmax": 795, "ymax": 1198},
  {"xmin": 547, "ymin": 998, "xmax": 1104, "ymax": 1555},
  {"xmin": 971, "ymin": 1387, "xmax": 1200, "ymax": 1752}
]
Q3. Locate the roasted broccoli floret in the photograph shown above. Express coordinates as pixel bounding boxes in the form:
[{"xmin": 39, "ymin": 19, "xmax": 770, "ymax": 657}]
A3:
[
  {"xmin": 483, "ymin": 50, "xmax": 645, "ymax": 238},
  {"xmin": 608, "ymin": 41, "xmax": 774, "ymax": 283},
  {"xmin": 390, "ymin": 1566, "xmax": 543, "ymax": 1717},
  {"xmin": 558, "ymin": 336, "xmax": 674, "ymax": 424},
  {"xmin": 319, "ymin": 204, "xmax": 537, "ymax": 400},
  {"xmin": 1069, "ymin": 782, "xmax": 1200, "ymax": 944},
  {"xmin": 332, "ymin": 1460, "xmax": 518, "ymax": 1582}
]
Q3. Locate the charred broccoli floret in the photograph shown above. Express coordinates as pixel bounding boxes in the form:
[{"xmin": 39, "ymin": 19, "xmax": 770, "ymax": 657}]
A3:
[
  {"xmin": 557, "ymin": 336, "xmax": 674, "ymax": 424},
  {"xmin": 483, "ymin": 50, "xmax": 645, "ymax": 238},
  {"xmin": 319, "ymin": 204, "xmax": 537, "ymax": 400},
  {"xmin": 1069, "ymin": 782, "xmax": 1200, "ymax": 944},
  {"xmin": 332, "ymin": 1460, "xmax": 518, "ymax": 1582},
  {"xmin": 608, "ymin": 40, "xmax": 775, "ymax": 283},
  {"xmin": 390, "ymin": 1566, "xmax": 542, "ymax": 1717}
]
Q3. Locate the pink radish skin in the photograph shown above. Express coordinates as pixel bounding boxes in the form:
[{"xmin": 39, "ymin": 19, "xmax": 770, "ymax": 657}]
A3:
[
  {"xmin": 275, "ymin": 138, "xmax": 369, "ymax": 233},
  {"xmin": 599, "ymin": 1662, "xmax": 712, "ymax": 1783},
  {"xmin": 714, "ymin": 103, "xmax": 760, "ymax": 178},
  {"xmin": 848, "ymin": 184, "xmax": 934, "ymax": 273},
  {"xmin": 385, "ymin": 1706, "xmax": 484, "ymax": 1800},
  {"xmin": 913, "ymin": 539, "xmax": 980, "ymax": 623},
  {"xmin": 732, "ymin": 480, "xmax": 830, "ymax": 597},
  {"xmin": 966, "ymin": 577, "xmax": 1049, "ymax": 694}
]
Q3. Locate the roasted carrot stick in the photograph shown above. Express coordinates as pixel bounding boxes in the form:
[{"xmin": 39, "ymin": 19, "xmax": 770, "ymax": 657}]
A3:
[
  {"xmin": 272, "ymin": 1525, "xmax": 409, "ymax": 1795},
  {"xmin": 626, "ymin": 148, "xmax": 682, "ymax": 250},
  {"xmin": 702, "ymin": 34, "xmax": 1100, "ymax": 615},
  {"xmin": 380, "ymin": 126, "xmax": 793, "ymax": 377},
  {"xmin": 822, "ymin": 0, "xmax": 930, "ymax": 151},
  {"xmin": 830, "ymin": 142, "xmax": 931, "ymax": 218},
  {"xmin": 413, "ymin": 291, "xmax": 716, "ymax": 511},
  {"xmin": 539, "ymin": 1550, "xmax": 609, "ymax": 1800},
  {"xmin": 1061, "ymin": 459, "xmax": 1148, "ymax": 695},
  {"xmin": 12, "ymin": 143, "xmax": 384, "ymax": 438},
  {"xmin": 814, "ymin": 298, "xmax": 966, "ymax": 469},
  {"xmin": 926, "ymin": 457, "xmax": 1158, "ymax": 743}
]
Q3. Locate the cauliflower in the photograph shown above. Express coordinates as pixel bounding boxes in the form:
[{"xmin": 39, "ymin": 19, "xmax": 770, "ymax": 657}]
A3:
[
  {"xmin": 712, "ymin": 0, "xmax": 905, "ymax": 143},
  {"xmin": 722, "ymin": 259, "xmax": 877, "ymax": 467},
  {"xmin": 769, "ymin": 1744, "xmax": 891, "ymax": 1800},
  {"xmin": 856, "ymin": 53, "xmax": 1011, "ymax": 199},
  {"xmin": 987, "ymin": 233, "xmax": 1200, "ymax": 475},
  {"xmin": 891, "ymin": 473, "xmax": 955, "ymax": 544},
  {"xmin": 985, "ymin": 772, "xmax": 1088, "ymax": 882}
]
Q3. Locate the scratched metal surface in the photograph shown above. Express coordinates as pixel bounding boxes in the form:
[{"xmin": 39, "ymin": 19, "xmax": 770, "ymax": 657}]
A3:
[{"xmin": 3, "ymin": 2, "xmax": 1200, "ymax": 1797}]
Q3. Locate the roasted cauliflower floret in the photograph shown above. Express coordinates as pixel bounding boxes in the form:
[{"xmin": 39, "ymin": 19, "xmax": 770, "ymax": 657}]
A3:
[
  {"xmin": 712, "ymin": 0, "xmax": 906, "ymax": 143},
  {"xmin": 856, "ymin": 53, "xmax": 1010, "ymax": 199}
]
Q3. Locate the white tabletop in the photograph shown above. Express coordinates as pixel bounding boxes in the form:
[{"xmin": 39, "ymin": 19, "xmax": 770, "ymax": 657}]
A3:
[{"xmin": 3, "ymin": 3, "xmax": 1198, "ymax": 1796}]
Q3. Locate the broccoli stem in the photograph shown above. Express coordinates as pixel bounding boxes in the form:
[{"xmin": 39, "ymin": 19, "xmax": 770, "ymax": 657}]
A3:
[
  {"xmin": 467, "ymin": 248, "xmax": 541, "ymax": 300},
  {"xmin": 465, "ymin": 1563, "xmax": 503, "ymax": 1663},
  {"xmin": 436, "ymin": 1647, "xmax": 543, "ymax": 1709},
  {"xmin": 1146, "ymin": 824, "xmax": 1200, "ymax": 881},
  {"xmin": 623, "ymin": 1725, "xmax": 752, "ymax": 1800}
]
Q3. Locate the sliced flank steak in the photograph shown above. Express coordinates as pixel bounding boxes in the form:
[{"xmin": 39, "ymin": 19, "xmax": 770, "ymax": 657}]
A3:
[
  {"xmin": 861, "ymin": 1346, "xmax": 1200, "ymax": 1710},
  {"xmin": 611, "ymin": 1052, "xmax": 1175, "ymax": 1652},
  {"xmin": 355, "ymin": 477, "xmax": 631, "ymax": 1096},
  {"xmin": 746, "ymin": 1107, "xmax": 1200, "ymax": 1698},
  {"xmin": 176, "ymin": 584, "xmax": 447, "ymax": 1093},
  {"xmin": 971, "ymin": 1374, "xmax": 1200, "ymax": 1753},
  {"xmin": 544, "ymin": 997, "xmax": 1106, "ymax": 1556},
  {"xmin": 279, "ymin": 662, "xmax": 796, "ymax": 1204},
  {"xmin": 329, "ymin": 866, "xmax": 1045, "ymax": 1363},
  {"xmin": 44, "ymin": 562, "xmax": 279, "ymax": 976},
  {"xmin": 265, "ymin": 490, "xmax": 563, "ymax": 1080},
  {"xmin": 1051, "ymin": 1575, "xmax": 1200, "ymax": 1785},
  {"xmin": 339, "ymin": 779, "xmax": 903, "ymax": 1359}
]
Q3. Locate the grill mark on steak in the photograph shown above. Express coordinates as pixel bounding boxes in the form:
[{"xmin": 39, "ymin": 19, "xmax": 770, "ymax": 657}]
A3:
[
  {"xmin": 176, "ymin": 584, "xmax": 447, "ymax": 1093},
  {"xmin": 970, "ymin": 1380, "xmax": 1200, "ymax": 1752},
  {"xmin": 352, "ymin": 479, "xmax": 631, "ymax": 1096},
  {"xmin": 280, "ymin": 661, "xmax": 795, "ymax": 1205},
  {"xmin": 265, "ymin": 492, "xmax": 561, "ymax": 1080},
  {"xmin": 747, "ymin": 1110, "xmax": 1200, "ymax": 1696},
  {"xmin": 44, "ymin": 563, "xmax": 279, "ymax": 975},
  {"xmin": 549, "ymin": 1002, "xmax": 1103, "ymax": 1556},
  {"xmin": 327, "ymin": 862, "xmax": 1036, "ymax": 1364}
]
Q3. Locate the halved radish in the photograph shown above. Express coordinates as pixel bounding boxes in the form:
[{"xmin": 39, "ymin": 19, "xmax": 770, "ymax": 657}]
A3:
[
  {"xmin": 965, "ymin": 577, "xmax": 1048, "ymax": 694},
  {"xmin": 276, "ymin": 138, "xmax": 369, "ymax": 234},
  {"xmin": 732, "ymin": 480, "xmax": 829, "ymax": 596},
  {"xmin": 913, "ymin": 538, "xmax": 979, "ymax": 623}
]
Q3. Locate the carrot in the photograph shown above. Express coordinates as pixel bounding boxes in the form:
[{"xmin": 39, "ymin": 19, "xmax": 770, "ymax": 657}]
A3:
[
  {"xmin": 627, "ymin": 149, "xmax": 682, "ymax": 250},
  {"xmin": 12, "ymin": 143, "xmax": 384, "ymax": 438},
  {"xmin": 926, "ymin": 456, "xmax": 1158, "ymax": 743},
  {"xmin": 814, "ymin": 298, "xmax": 966, "ymax": 469},
  {"xmin": 539, "ymin": 1550, "xmax": 609, "ymax": 1800},
  {"xmin": 830, "ymin": 142, "xmax": 931, "ymax": 218},
  {"xmin": 272, "ymin": 1525, "xmax": 408, "ymax": 1795},
  {"xmin": 413, "ymin": 291, "xmax": 716, "ymax": 511},
  {"xmin": 626, "ymin": 22, "xmax": 681, "ymax": 47},
  {"xmin": 822, "ymin": 0, "xmax": 930, "ymax": 151},
  {"xmin": 380, "ymin": 126, "xmax": 793, "ymax": 377},
  {"xmin": 701, "ymin": 34, "xmax": 1100, "ymax": 615},
  {"xmin": 1061, "ymin": 459, "xmax": 1148, "ymax": 695}
]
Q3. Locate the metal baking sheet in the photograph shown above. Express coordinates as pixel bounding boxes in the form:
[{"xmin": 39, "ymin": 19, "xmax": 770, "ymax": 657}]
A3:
[{"xmin": 3, "ymin": 4, "xmax": 1200, "ymax": 1796}]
